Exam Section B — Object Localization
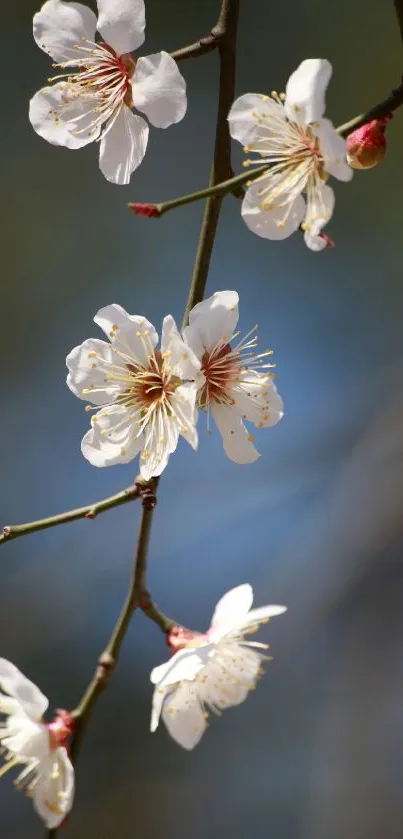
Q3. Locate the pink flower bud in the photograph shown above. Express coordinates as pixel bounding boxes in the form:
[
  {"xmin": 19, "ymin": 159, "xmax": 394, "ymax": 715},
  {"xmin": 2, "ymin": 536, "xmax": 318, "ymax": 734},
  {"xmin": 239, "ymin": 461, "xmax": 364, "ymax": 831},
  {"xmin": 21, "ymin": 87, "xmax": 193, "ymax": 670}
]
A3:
[
  {"xmin": 346, "ymin": 114, "xmax": 392, "ymax": 170},
  {"xmin": 128, "ymin": 202, "xmax": 161, "ymax": 218}
]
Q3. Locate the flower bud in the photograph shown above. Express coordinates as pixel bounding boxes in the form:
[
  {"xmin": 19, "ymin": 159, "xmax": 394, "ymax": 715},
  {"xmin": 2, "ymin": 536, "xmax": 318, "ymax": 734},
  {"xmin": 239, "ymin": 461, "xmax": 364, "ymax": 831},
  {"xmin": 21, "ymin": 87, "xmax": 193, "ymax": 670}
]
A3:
[{"xmin": 346, "ymin": 115, "xmax": 392, "ymax": 170}]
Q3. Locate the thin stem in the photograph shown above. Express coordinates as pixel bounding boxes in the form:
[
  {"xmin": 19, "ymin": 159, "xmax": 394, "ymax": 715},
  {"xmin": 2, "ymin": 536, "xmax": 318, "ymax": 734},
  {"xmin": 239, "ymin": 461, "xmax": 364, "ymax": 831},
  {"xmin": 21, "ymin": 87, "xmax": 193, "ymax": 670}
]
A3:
[
  {"xmin": 336, "ymin": 81, "xmax": 403, "ymax": 137},
  {"xmin": 170, "ymin": 33, "xmax": 220, "ymax": 62},
  {"xmin": 0, "ymin": 485, "xmax": 141, "ymax": 546},
  {"xmin": 182, "ymin": 0, "xmax": 240, "ymax": 329}
]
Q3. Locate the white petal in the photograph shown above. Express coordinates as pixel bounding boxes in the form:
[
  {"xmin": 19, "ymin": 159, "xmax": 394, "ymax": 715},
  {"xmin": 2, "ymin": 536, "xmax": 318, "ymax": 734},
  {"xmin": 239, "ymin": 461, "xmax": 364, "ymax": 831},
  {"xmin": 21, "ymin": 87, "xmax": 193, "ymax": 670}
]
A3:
[
  {"xmin": 211, "ymin": 403, "xmax": 260, "ymax": 464},
  {"xmin": 29, "ymin": 84, "xmax": 101, "ymax": 149},
  {"xmin": 93, "ymin": 304, "xmax": 158, "ymax": 365},
  {"xmin": 285, "ymin": 59, "xmax": 332, "ymax": 125},
  {"xmin": 242, "ymin": 181, "xmax": 305, "ymax": 241},
  {"xmin": 0, "ymin": 659, "xmax": 48, "ymax": 719},
  {"xmin": 228, "ymin": 93, "xmax": 286, "ymax": 145},
  {"xmin": 240, "ymin": 604, "xmax": 288, "ymax": 628},
  {"xmin": 162, "ymin": 682, "xmax": 207, "ymax": 750},
  {"xmin": 201, "ymin": 644, "xmax": 261, "ymax": 707},
  {"xmin": 303, "ymin": 182, "xmax": 335, "ymax": 251},
  {"xmin": 99, "ymin": 107, "xmax": 149, "ymax": 185},
  {"xmin": 132, "ymin": 52, "xmax": 187, "ymax": 129},
  {"xmin": 183, "ymin": 291, "xmax": 239, "ymax": 357},
  {"xmin": 150, "ymin": 648, "xmax": 208, "ymax": 687},
  {"xmin": 2, "ymin": 714, "xmax": 50, "ymax": 762},
  {"xmin": 34, "ymin": 748, "xmax": 74, "ymax": 829},
  {"xmin": 313, "ymin": 118, "xmax": 353, "ymax": 181},
  {"xmin": 33, "ymin": 0, "xmax": 97, "ymax": 62},
  {"xmin": 150, "ymin": 683, "xmax": 169, "ymax": 733},
  {"xmin": 81, "ymin": 406, "xmax": 143, "ymax": 467},
  {"xmin": 171, "ymin": 383, "xmax": 199, "ymax": 450},
  {"xmin": 0, "ymin": 693, "xmax": 20, "ymax": 715},
  {"xmin": 139, "ymin": 413, "xmax": 180, "ymax": 480},
  {"xmin": 66, "ymin": 338, "xmax": 119, "ymax": 405},
  {"xmin": 161, "ymin": 315, "xmax": 200, "ymax": 380},
  {"xmin": 96, "ymin": 0, "xmax": 145, "ymax": 54},
  {"xmin": 232, "ymin": 371, "xmax": 284, "ymax": 427},
  {"xmin": 210, "ymin": 584, "xmax": 253, "ymax": 640}
]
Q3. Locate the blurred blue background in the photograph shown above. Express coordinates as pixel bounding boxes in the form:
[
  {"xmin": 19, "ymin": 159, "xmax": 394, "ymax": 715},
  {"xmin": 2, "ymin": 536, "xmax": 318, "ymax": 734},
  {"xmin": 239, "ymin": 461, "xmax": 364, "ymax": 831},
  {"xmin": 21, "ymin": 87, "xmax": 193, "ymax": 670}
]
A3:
[{"xmin": 1, "ymin": 0, "xmax": 403, "ymax": 836}]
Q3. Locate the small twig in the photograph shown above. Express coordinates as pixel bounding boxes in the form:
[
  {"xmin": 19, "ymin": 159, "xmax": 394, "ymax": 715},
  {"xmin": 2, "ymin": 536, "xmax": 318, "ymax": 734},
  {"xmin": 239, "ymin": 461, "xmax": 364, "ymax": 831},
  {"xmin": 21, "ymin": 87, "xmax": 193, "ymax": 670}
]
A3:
[
  {"xmin": 0, "ymin": 484, "xmax": 141, "ymax": 546},
  {"xmin": 128, "ymin": 165, "xmax": 268, "ymax": 218},
  {"xmin": 170, "ymin": 32, "xmax": 220, "ymax": 62},
  {"xmin": 337, "ymin": 81, "xmax": 403, "ymax": 137}
]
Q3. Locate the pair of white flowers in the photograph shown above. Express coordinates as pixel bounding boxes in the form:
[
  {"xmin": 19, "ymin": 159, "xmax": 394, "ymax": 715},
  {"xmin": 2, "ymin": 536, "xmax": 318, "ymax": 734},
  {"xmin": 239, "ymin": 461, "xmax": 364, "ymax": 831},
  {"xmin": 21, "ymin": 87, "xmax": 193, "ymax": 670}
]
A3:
[
  {"xmin": 66, "ymin": 290, "xmax": 284, "ymax": 480},
  {"xmin": 0, "ymin": 585, "xmax": 287, "ymax": 826},
  {"xmin": 29, "ymin": 0, "xmax": 352, "ymax": 248}
]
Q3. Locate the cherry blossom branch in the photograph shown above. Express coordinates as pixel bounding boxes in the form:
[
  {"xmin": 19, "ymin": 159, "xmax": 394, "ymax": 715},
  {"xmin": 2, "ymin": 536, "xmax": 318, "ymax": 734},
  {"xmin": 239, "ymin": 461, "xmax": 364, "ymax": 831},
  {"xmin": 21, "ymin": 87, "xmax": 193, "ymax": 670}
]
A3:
[
  {"xmin": 47, "ymin": 479, "xmax": 175, "ymax": 838},
  {"xmin": 170, "ymin": 33, "xmax": 220, "ymax": 62},
  {"xmin": 0, "ymin": 484, "xmax": 143, "ymax": 546},
  {"xmin": 129, "ymin": 164, "xmax": 268, "ymax": 218},
  {"xmin": 337, "ymin": 80, "xmax": 403, "ymax": 137}
]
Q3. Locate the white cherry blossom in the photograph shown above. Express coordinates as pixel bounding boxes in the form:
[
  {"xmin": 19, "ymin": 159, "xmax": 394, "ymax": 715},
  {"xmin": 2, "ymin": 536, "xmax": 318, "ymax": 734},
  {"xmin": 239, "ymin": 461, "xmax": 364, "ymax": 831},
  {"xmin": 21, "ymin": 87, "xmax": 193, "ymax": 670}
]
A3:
[
  {"xmin": 183, "ymin": 290, "xmax": 283, "ymax": 464},
  {"xmin": 29, "ymin": 0, "xmax": 187, "ymax": 184},
  {"xmin": 67, "ymin": 304, "xmax": 201, "ymax": 479},
  {"xmin": 0, "ymin": 659, "xmax": 74, "ymax": 829},
  {"xmin": 150, "ymin": 584, "xmax": 287, "ymax": 750},
  {"xmin": 228, "ymin": 59, "xmax": 353, "ymax": 249}
]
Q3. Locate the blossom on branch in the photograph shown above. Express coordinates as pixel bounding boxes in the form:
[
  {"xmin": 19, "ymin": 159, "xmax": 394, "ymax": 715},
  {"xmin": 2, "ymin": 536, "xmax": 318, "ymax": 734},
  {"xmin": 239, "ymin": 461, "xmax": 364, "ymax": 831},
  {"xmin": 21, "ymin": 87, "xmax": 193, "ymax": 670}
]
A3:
[
  {"xmin": 67, "ymin": 304, "xmax": 201, "ymax": 479},
  {"xmin": 150, "ymin": 584, "xmax": 287, "ymax": 749},
  {"xmin": 184, "ymin": 291, "xmax": 283, "ymax": 464},
  {"xmin": 0, "ymin": 659, "xmax": 74, "ymax": 829},
  {"xmin": 346, "ymin": 115, "xmax": 392, "ymax": 170},
  {"xmin": 29, "ymin": 0, "xmax": 187, "ymax": 184},
  {"xmin": 228, "ymin": 59, "xmax": 353, "ymax": 250}
]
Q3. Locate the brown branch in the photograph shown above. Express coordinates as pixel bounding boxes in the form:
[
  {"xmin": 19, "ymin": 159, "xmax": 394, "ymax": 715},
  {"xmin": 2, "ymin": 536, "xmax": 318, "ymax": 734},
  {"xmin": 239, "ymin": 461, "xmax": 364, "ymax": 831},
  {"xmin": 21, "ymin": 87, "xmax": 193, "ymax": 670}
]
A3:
[
  {"xmin": 0, "ymin": 484, "xmax": 141, "ymax": 546},
  {"xmin": 171, "ymin": 32, "xmax": 220, "ymax": 62},
  {"xmin": 337, "ymin": 80, "xmax": 403, "ymax": 137},
  {"xmin": 181, "ymin": 0, "xmax": 239, "ymax": 328}
]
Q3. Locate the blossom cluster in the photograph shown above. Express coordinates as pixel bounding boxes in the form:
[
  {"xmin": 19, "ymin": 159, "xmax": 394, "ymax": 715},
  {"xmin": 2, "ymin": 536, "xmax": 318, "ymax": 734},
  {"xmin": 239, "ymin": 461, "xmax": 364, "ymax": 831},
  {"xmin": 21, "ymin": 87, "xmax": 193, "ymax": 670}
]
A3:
[{"xmin": 3, "ymin": 0, "xmax": 393, "ymax": 828}]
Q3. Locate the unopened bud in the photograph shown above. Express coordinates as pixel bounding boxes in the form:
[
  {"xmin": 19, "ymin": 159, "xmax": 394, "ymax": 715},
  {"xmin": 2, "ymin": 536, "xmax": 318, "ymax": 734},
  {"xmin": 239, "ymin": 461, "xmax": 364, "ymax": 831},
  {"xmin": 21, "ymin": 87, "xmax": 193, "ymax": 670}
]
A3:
[
  {"xmin": 128, "ymin": 202, "xmax": 161, "ymax": 218},
  {"xmin": 346, "ymin": 114, "xmax": 392, "ymax": 170}
]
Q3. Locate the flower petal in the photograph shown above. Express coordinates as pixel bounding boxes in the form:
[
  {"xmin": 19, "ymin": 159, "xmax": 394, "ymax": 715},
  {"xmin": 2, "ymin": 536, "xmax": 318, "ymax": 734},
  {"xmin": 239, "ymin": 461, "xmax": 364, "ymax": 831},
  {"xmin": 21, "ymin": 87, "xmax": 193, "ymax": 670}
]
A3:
[
  {"xmin": 132, "ymin": 52, "xmax": 187, "ymax": 128},
  {"xmin": 313, "ymin": 118, "xmax": 353, "ymax": 181},
  {"xmin": 232, "ymin": 371, "xmax": 284, "ymax": 427},
  {"xmin": 139, "ymin": 412, "xmax": 180, "ymax": 480},
  {"xmin": 150, "ymin": 648, "xmax": 208, "ymax": 687},
  {"xmin": 210, "ymin": 584, "xmax": 253, "ymax": 639},
  {"xmin": 3, "ymin": 714, "xmax": 49, "ymax": 762},
  {"xmin": 0, "ymin": 660, "xmax": 48, "ymax": 719},
  {"xmin": 93, "ymin": 304, "xmax": 158, "ymax": 365},
  {"xmin": 201, "ymin": 644, "xmax": 261, "ymax": 707},
  {"xmin": 183, "ymin": 291, "xmax": 239, "ymax": 356},
  {"xmin": 242, "ymin": 181, "xmax": 305, "ymax": 240},
  {"xmin": 161, "ymin": 315, "xmax": 200, "ymax": 380},
  {"xmin": 96, "ymin": 0, "xmax": 145, "ymax": 54},
  {"xmin": 228, "ymin": 93, "xmax": 286, "ymax": 145},
  {"xmin": 29, "ymin": 84, "xmax": 101, "ymax": 149},
  {"xmin": 241, "ymin": 604, "xmax": 288, "ymax": 628},
  {"xmin": 81, "ymin": 406, "xmax": 143, "ymax": 467},
  {"xmin": 34, "ymin": 748, "xmax": 74, "ymax": 829},
  {"xmin": 303, "ymin": 182, "xmax": 335, "ymax": 251},
  {"xmin": 66, "ymin": 338, "xmax": 120, "ymax": 405},
  {"xmin": 285, "ymin": 59, "xmax": 332, "ymax": 125},
  {"xmin": 211, "ymin": 403, "xmax": 260, "ymax": 464},
  {"xmin": 162, "ymin": 682, "xmax": 207, "ymax": 750},
  {"xmin": 99, "ymin": 107, "xmax": 149, "ymax": 185},
  {"xmin": 171, "ymin": 383, "xmax": 199, "ymax": 450},
  {"xmin": 33, "ymin": 0, "xmax": 97, "ymax": 62}
]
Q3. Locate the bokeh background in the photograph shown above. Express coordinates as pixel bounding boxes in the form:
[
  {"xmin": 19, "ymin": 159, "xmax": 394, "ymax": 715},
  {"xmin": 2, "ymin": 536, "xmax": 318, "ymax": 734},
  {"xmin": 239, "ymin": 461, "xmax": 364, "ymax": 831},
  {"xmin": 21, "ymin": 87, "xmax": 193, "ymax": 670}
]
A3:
[{"xmin": 1, "ymin": 1, "xmax": 403, "ymax": 837}]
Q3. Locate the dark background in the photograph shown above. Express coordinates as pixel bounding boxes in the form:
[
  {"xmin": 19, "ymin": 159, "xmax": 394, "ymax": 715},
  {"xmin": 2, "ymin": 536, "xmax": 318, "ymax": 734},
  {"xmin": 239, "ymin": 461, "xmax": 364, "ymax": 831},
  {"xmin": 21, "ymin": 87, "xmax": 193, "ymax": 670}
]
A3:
[{"xmin": 1, "ymin": 1, "xmax": 403, "ymax": 837}]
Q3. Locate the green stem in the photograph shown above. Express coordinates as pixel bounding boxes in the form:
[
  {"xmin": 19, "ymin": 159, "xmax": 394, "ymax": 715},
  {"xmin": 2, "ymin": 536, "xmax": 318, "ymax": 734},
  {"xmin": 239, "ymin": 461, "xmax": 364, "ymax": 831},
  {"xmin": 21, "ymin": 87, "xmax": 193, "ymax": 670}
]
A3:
[
  {"xmin": 0, "ymin": 485, "xmax": 140, "ymax": 546},
  {"xmin": 149, "ymin": 165, "xmax": 268, "ymax": 217}
]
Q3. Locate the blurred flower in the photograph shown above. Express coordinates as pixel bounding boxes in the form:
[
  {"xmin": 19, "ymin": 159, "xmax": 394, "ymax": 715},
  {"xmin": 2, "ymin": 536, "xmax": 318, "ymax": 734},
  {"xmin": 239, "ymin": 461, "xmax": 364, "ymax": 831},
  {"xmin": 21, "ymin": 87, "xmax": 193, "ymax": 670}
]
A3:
[
  {"xmin": 228, "ymin": 59, "xmax": 353, "ymax": 250},
  {"xmin": 29, "ymin": 0, "xmax": 187, "ymax": 184},
  {"xmin": 346, "ymin": 115, "xmax": 391, "ymax": 170},
  {"xmin": 67, "ymin": 304, "xmax": 201, "ymax": 479},
  {"xmin": 0, "ymin": 659, "xmax": 74, "ymax": 829},
  {"xmin": 150, "ymin": 584, "xmax": 287, "ymax": 749},
  {"xmin": 183, "ymin": 291, "xmax": 283, "ymax": 464}
]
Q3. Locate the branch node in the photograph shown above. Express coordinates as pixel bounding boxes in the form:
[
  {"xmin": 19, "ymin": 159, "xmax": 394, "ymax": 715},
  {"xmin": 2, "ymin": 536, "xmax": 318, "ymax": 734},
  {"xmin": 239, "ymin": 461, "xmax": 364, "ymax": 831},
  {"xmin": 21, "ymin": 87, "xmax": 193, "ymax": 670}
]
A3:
[
  {"xmin": 128, "ymin": 202, "xmax": 161, "ymax": 218},
  {"xmin": 2, "ymin": 526, "xmax": 11, "ymax": 538},
  {"xmin": 85, "ymin": 509, "xmax": 96, "ymax": 520}
]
